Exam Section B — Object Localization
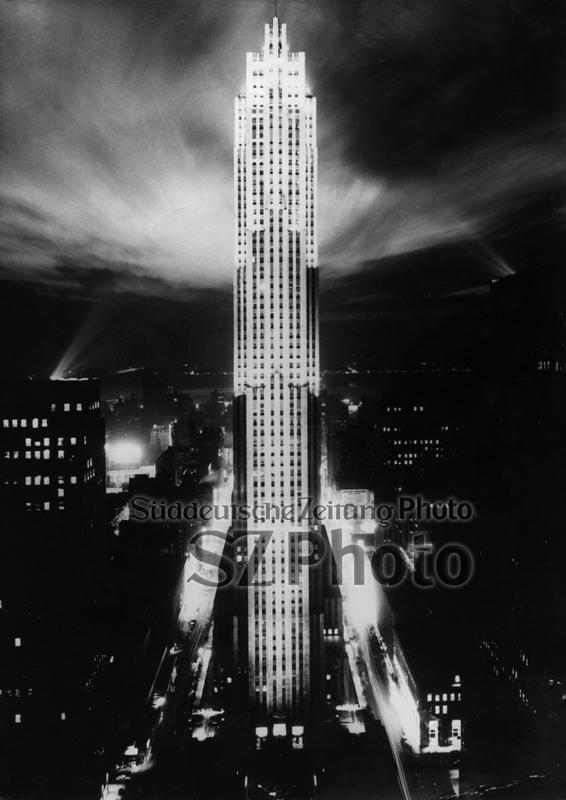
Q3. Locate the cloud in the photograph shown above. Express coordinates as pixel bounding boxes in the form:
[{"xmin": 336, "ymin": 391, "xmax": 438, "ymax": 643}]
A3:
[
  {"xmin": 0, "ymin": 0, "xmax": 239, "ymax": 286},
  {"xmin": 319, "ymin": 129, "xmax": 566, "ymax": 277},
  {"xmin": 0, "ymin": 0, "xmax": 564, "ymax": 293}
]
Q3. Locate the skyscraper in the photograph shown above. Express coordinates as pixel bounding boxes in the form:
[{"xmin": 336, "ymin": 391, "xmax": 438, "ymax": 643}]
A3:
[{"xmin": 233, "ymin": 17, "xmax": 320, "ymax": 731}]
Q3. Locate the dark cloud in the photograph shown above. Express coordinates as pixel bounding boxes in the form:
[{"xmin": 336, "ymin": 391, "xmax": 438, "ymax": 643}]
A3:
[{"xmin": 321, "ymin": 0, "xmax": 564, "ymax": 178}]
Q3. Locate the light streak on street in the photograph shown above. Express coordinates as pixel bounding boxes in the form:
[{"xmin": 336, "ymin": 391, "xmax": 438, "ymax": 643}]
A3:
[{"xmin": 331, "ymin": 526, "xmax": 414, "ymax": 800}]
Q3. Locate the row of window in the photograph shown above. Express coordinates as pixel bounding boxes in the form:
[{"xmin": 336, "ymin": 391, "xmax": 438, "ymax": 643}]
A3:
[
  {"xmin": 1, "ymin": 403, "xmax": 95, "ymax": 429},
  {"xmin": 9, "ymin": 712, "xmax": 67, "ymax": 724},
  {"xmin": 24, "ymin": 475, "xmax": 78, "ymax": 485},
  {"xmin": 427, "ymin": 691, "xmax": 461, "ymax": 702},
  {"xmin": 26, "ymin": 501, "xmax": 64, "ymax": 511},
  {"xmin": 3, "ymin": 418, "xmax": 47, "ymax": 428},
  {"xmin": 4, "ymin": 449, "xmax": 72, "ymax": 460}
]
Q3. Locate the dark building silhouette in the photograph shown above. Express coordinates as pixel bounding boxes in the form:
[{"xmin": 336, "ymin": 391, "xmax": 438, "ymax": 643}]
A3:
[{"xmin": 0, "ymin": 379, "xmax": 108, "ymax": 776}]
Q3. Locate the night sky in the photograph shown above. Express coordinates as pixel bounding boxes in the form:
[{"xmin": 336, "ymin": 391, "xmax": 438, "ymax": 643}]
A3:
[{"xmin": 0, "ymin": 0, "xmax": 564, "ymax": 376}]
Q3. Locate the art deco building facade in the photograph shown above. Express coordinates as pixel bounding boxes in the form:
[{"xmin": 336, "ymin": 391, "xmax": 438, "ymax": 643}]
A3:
[{"xmin": 233, "ymin": 17, "xmax": 320, "ymax": 728}]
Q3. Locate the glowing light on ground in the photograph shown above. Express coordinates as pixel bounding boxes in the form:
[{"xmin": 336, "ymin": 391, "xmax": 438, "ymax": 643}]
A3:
[{"xmin": 106, "ymin": 440, "xmax": 143, "ymax": 466}]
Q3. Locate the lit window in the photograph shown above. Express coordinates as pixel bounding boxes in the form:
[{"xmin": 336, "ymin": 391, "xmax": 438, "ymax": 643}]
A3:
[
  {"xmin": 63, "ymin": 404, "xmax": 70, "ymax": 412},
  {"xmin": 15, "ymin": 714, "xmax": 21, "ymax": 724},
  {"xmin": 14, "ymin": 637, "xmax": 21, "ymax": 647},
  {"xmin": 32, "ymin": 418, "xmax": 38, "ymax": 428}
]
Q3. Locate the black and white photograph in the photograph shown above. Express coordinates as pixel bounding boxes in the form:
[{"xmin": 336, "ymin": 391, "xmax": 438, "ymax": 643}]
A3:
[{"xmin": 0, "ymin": 0, "xmax": 565, "ymax": 797}]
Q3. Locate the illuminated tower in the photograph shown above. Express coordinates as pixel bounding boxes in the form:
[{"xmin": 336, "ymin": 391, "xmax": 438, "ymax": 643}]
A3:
[{"xmin": 233, "ymin": 17, "xmax": 320, "ymax": 730}]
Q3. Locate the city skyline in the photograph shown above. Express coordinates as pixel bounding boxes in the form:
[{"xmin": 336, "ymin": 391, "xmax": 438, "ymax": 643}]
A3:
[{"xmin": 0, "ymin": 3, "xmax": 565, "ymax": 800}]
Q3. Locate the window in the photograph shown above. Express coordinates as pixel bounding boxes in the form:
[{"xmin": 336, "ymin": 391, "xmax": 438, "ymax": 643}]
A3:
[{"xmin": 14, "ymin": 637, "xmax": 21, "ymax": 647}]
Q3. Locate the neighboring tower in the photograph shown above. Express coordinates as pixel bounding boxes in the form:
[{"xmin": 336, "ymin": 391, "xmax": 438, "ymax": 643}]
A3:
[{"xmin": 233, "ymin": 17, "xmax": 320, "ymax": 731}]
